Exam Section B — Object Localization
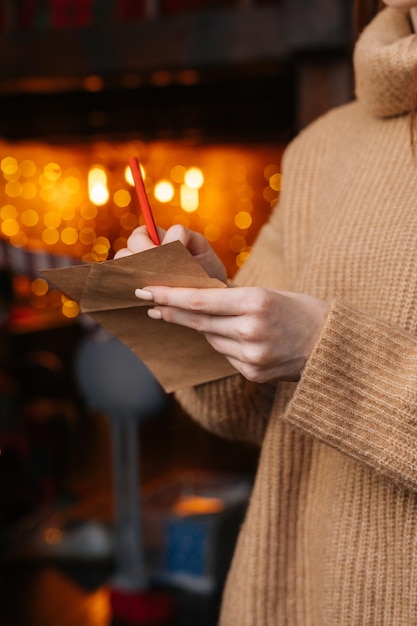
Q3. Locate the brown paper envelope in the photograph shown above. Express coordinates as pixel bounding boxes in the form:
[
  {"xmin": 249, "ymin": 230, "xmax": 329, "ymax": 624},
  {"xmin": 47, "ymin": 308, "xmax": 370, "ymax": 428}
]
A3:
[{"xmin": 41, "ymin": 241, "xmax": 236, "ymax": 392}]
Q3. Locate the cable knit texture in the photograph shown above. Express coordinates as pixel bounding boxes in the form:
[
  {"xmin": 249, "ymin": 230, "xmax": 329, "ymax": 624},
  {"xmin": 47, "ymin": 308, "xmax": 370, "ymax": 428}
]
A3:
[{"xmin": 176, "ymin": 7, "xmax": 417, "ymax": 624}]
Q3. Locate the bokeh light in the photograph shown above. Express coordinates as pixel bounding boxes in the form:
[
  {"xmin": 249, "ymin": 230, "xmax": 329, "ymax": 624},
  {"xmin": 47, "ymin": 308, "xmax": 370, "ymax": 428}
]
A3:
[
  {"xmin": 154, "ymin": 180, "xmax": 174, "ymax": 203},
  {"xmin": 180, "ymin": 185, "xmax": 198, "ymax": 212},
  {"xmin": 0, "ymin": 141, "xmax": 284, "ymax": 322},
  {"xmin": 88, "ymin": 166, "xmax": 109, "ymax": 206},
  {"xmin": 184, "ymin": 167, "xmax": 204, "ymax": 189}
]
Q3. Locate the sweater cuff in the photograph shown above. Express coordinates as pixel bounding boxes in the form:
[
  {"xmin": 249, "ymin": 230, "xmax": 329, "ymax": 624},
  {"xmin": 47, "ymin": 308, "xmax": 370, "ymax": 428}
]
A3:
[{"xmin": 284, "ymin": 299, "xmax": 417, "ymax": 489}]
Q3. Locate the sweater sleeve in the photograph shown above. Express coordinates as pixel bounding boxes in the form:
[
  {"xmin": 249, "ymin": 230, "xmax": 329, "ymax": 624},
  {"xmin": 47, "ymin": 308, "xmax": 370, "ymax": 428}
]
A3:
[
  {"xmin": 285, "ymin": 298, "xmax": 417, "ymax": 492},
  {"xmin": 175, "ymin": 375, "xmax": 281, "ymax": 447}
]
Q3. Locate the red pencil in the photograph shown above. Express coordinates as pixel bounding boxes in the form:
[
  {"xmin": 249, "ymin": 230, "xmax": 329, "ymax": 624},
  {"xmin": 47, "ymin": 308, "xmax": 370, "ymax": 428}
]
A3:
[{"xmin": 128, "ymin": 157, "xmax": 161, "ymax": 245}]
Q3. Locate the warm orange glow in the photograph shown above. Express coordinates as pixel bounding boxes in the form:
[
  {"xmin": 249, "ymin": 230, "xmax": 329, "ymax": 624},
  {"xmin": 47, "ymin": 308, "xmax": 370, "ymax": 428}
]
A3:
[
  {"xmin": 264, "ymin": 163, "xmax": 280, "ymax": 179},
  {"xmin": 0, "ymin": 140, "xmax": 283, "ymax": 281},
  {"xmin": 43, "ymin": 162, "xmax": 61, "ymax": 181},
  {"xmin": 32, "ymin": 294, "xmax": 48, "ymax": 309},
  {"xmin": 43, "ymin": 527, "xmax": 63, "ymax": 545},
  {"xmin": 234, "ymin": 211, "xmax": 252, "ymax": 230},
  {"xmin": 120, "ymin": 213, "xmax": 137, "ymax": 231},
  {"xmin": 113, "ymin": 236, "xmax": 128, "ymax": 251},
  {"xmin": 236, "ymin": 197, "xmax": 253, "ymax": 212},
  {"xmin": 93, "ymin": 236, "xmax": 111, "ymax": 258},
  {"xmin": 49, "ymin": 290, "xmax": 62, "ymax": 307},
  {"xmin": 125, "ymin": 165, "xmax": 134, "ymax": 185},
  {"xmin": 154, "ymin": 180, "xmax": 174, "ymax": 203},
  {"xmin": 263, "ymin": 186, "xmax": 278, "ymax": 203},
  {"xmin": 80, "ymin": 202, "xmax": 98, "ymax": 220},
  {"xmin": 171, "ymin": 165, "xmax": 186, "ymax": 183},
  {"xmin": 177, "ymin": 69, "xmax": 200, "ymax": 85},
  {"xmin": 21, "ymin": 182, "xmax": 37, "ymax": 199},
  {"xmin": 125, "ymin": 163, "xmax": 145, "ymax": 185},
  {"xmin": 40, "ymin": 186, "xmax": 57, "ymax": 202},
  {"xmin": 11, "ymin": 232, "xmax": 27, "ymax": 247},
  {"xmin": 114, "ymin": 189, "xmax": 131, "ymax": 207},
  {"xmin": 89, "ymin": 184, "xmax": 109, "ymax": 205},
  {"xmin": 5, "ymin": 181, "xmax": 21, "ymax": 198},
  {"xmin": 31, "ymin": 278, "xmax": 49, "ymax": 296},
  {"xmin": 173, "ymin": 212, "xmax": 190, "ymax": 228},
  {"xmin": 269, "ymin": 172, "xmax": 282, "ymax": 191},
  {"xmin": 88, "ymin": 167, "xmax": 109, "ymax": 206},
  {"xmin": 84, "ymin": 75, "xmax": 104, "ymax": 92},
  {"xmin": 61, "ymin": 227, "xmax": 78, "ymax": 245},
  {"xmin": 204, "ymin": 224, "xmax": 222, "ymax": 242},
  {"xmin": 173, "ymin": 495, "xmax": 225, "ymax": 516},
  {"xmin": 44, "ymin": 211, "xmax": 61, "ymax": 228},
  {"xmin": 151, "ymin": 70, "xmax": 172, "ymax": 86},
  {"xmin": 184, "ymin": 167, "xmax": 204, "ymax": 189},
  {"xmin": 59, "ymin": 205, "xmax": 75, "ymax": 221},
  {"xmin": 180, "ymin": 184, "xmax": 198, "ymax": 212},
  {"xmin": 236, "ymin": 249, "xmax": 252, "ymax": 267},
  {"xmin": 79, "ymin": 227, "xmax": 96, "ymax": 245},
  {"xmin": 1, "ymin": 218, "xmax": 19, "ymax": 237},
  {"xmin": 20, "ymin": 159, "xmax": 36, "ymax": 177},
  {"xmin": 42, "ymin": 227, "xmax": 59, "ymax": 245},
  {"xmin": 197, "ymin": 204, "xmax": 213, "ymax": 219},
  {"xmin": 21, "ymin": 208, "xmax": 39, "ymax": 227},
  {"xmin": 87, "ymin": 588, "xmax": 112, "ymax": 624},
  {"xmin": 1, "ymin": 156, "xmax": 18, "ymax": 175},
  {"xmin": 229, "ymin": 235, "xmax": 246, "ymax": 252},
  {"xmin": 62, "ymin": 175, "xmax": 80, "ymax": 194},
  {"xmin": 62, "ymin": 299, "xmax": 80, "ymax": 318},
  {"xmin": 1, "ymin": 204, "xmax": 17, "ymax": 219}
]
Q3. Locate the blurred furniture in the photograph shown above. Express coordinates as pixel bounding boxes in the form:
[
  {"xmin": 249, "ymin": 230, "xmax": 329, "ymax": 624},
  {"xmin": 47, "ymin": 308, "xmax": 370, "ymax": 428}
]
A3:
[{"xmin": 0, "ymin": 0, "xmax": 354, "ymax": 143}]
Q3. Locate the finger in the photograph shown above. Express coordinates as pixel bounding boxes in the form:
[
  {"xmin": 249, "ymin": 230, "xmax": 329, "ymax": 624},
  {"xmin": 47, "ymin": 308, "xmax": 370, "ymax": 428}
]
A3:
[
  {"xmin": 162, "ymin": 225, "xmax": 213, "ymax": 258},
  {"xmin": 137, "ymin": 286, "xmax": 255, "ymax": 316},
  {"xmin": 114, "ymin": 248, "xmax": 133, "ymax": 259},
  {"xmin": 147, "ymin": 305, "xmax": 239, "ymax": 336},
  {"xmin": 127, "ymin": 226, "xmax": 159, "ymax": 253},
  {"xmin": 162, "ymin": 224, "xmax": 190, "ymax": 246},
  {"xmin": 147, "ymin": 304, "xmax": 270, "ymax": 362},
  {"xmin": 204, "ymin": 331, "xmax": 273, "ymax": 369}
]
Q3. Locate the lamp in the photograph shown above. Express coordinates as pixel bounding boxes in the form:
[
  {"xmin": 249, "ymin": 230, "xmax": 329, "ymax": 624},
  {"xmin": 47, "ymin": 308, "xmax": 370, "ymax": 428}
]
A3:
[{"xmin": 74, "ymin": 326, "xmax": 174, "ymax": 624}]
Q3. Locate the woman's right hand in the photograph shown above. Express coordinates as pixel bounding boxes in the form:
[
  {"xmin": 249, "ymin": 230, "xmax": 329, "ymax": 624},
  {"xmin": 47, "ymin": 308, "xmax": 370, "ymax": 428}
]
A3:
[{"xmin": 114, "ymin": 224, "xmax": 228, "ymax": 284}]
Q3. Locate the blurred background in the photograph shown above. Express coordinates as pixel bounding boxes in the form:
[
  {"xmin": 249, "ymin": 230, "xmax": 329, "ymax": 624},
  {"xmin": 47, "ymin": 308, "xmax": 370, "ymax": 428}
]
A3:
[{"xmin": 0, "ymin": 1, "xmax": 354, "ymax": 624}]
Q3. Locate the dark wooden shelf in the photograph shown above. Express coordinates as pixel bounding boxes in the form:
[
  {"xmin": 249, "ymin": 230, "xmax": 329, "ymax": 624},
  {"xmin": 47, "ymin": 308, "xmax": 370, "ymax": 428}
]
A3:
[
  {"xmin": 0, "ymin": 1, "xmax": 353, "ymax": 142},
  {"xmin": 0, "ymin": 2, "xmax": 352, "ymax": 91}
]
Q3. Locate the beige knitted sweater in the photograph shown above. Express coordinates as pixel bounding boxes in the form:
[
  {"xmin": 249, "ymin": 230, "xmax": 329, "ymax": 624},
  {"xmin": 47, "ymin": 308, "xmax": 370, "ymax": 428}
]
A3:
[{"xmin": 176, "ymin": 7, "xmax": 417, "ymax": 625}]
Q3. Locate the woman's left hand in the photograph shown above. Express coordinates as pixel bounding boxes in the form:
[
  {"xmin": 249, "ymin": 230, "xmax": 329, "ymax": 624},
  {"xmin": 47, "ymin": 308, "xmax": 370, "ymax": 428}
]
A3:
[{"xmin": 135, "ymin": 285, "xmax": 329, "ymax": 383}]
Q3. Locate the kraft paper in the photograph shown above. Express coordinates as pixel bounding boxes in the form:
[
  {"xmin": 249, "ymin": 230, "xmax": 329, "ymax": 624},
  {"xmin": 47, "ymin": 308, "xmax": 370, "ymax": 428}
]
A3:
[{"xmin": 41, "ymin": 241, "xmax": 236, "ymax": 392}]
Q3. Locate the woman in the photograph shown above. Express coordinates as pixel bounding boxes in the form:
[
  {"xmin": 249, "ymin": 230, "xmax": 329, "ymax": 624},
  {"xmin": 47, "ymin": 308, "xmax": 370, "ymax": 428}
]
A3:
[{"xmin": 116, "ymin": 0, "xmax": 417, "ymax": 622}]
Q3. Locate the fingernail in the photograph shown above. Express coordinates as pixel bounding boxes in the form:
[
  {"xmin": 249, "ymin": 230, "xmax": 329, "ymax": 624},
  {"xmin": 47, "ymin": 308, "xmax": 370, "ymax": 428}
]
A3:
[
  {"xmin": 148, "ymin": 308, "xmax": 162, "ymax": 320},
  {"xmin": 135, "ymin": 288, "xmax": 154, "ymax": 301}
]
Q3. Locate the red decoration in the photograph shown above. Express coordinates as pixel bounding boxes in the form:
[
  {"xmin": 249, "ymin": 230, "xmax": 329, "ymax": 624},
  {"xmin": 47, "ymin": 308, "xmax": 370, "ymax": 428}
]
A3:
[
  {"xmin": 49, "ymin": 0, "xmax": 95, "ymax": 28},
  {"xmin": 110, "ymin": 588, "xmax": 175, "ymax": 625},
  {"xmin": 160, "ymin": 0, "xmax": 232, "ymax": 16},
  {"xmin": 116, "ymin": 0, "xmax": 148, "ymax": 21}
]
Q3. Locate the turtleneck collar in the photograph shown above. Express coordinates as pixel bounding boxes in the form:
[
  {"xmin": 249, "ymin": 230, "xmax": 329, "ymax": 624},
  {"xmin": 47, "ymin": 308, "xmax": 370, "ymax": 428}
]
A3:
[{"xmin": 354, "ymin": 6, "xmax": 417, "ymax": 118}]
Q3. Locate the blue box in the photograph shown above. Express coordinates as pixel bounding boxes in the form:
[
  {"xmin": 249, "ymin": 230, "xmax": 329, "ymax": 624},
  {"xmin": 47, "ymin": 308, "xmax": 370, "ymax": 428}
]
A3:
[{"xmin": 142, "ymin": 470, "xmax": 252, "ymax": 593}]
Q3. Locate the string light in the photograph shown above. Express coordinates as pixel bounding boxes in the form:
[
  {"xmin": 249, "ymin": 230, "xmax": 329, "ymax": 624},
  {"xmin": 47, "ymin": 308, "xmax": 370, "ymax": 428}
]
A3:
[
  {"xmin": 88, "ymin": 166, "xmax": 109, "ymax": 206},
  {"xmin": 154, "ymin": 180, "xmax": 174, "ymax": 203},
  {"xmin": 0, "ymin": 143, "xmax": 283, "ymax": 321},
  {"xmin": 184, "ymin": 167, "xmax": 204, "ymax": 189},
  {"xmin": 1, "ymin": 157, "xmax": 18, "ymax": 175},
  {"xmin": 114, "ymin": 189, "xmax": 131, "ymax": 208},
  {"xmin": 180, "ymin": 184, "xmax": 198, "ymax": 212}
]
